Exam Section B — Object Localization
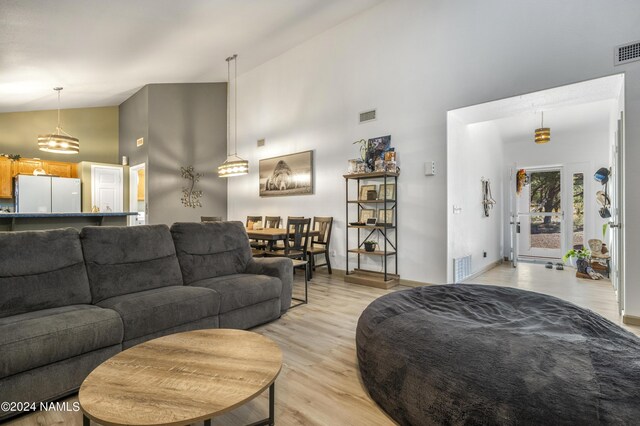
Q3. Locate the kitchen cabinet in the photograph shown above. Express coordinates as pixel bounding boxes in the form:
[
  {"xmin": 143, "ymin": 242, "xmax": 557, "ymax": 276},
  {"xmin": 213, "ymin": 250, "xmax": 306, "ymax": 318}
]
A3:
[
  {"xmin": 15, "ymin": 158, "xmax": 43, "ymax": 175},
  {"xmin": 44, "ymin": 161, "xmax": 78, "ymax": 178},
  {"xmin": 0, "ymin": 157, "xmax": 12, "ymax": 198}
]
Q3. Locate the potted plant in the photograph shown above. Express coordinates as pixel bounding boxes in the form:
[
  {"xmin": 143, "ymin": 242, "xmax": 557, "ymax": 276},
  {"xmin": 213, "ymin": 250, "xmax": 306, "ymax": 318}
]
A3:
[
  {"xmin": 563, "ymin": 248, "xmax": 591, "ymax": 275},
  {"xmin": 363, "ymin": 240, "xmax": 377, "ymax": 252}
]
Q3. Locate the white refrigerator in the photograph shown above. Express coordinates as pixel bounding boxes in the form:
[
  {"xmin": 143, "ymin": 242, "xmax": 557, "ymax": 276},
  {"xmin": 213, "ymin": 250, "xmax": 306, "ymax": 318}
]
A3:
[{"xmin": 15, "ymin": 175, "xmax": 81, "ymax": 213}]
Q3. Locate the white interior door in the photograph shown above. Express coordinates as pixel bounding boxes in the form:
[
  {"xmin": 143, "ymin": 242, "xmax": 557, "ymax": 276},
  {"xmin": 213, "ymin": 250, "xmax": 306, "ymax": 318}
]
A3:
[
  {"xmin": 611, "ymin": 113, "xmax": 624, "ymax": 313},
  {"xmin": 509, "ymin": 165, "xmax": 518, "ymax": 267},
  {"xmin": 91, "ymin": 165, "xmax": 123, "ymax": 213},
  {"xmin": 517, "ymin": 167, "xmax": 564, "ymax": 259}
]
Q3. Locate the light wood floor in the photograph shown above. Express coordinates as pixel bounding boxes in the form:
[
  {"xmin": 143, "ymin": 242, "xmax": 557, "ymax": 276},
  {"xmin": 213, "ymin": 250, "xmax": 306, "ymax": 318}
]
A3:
[
  {"xmin": 8, "ymin": 264, "xmax": 638, "ymax": 426},
  {"xmin": 466, "ymin": 262, "xmax": 640, "ymax": 335}
]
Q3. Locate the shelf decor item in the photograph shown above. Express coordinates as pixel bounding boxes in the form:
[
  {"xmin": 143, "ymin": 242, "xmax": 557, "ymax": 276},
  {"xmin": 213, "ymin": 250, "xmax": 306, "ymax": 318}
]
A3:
[
  {"xmin": 377, "ymin": 209, "xmax": 394, "ymax": 225},
  {"xmin": 378, "ymin": 183, "xmax": 396, "ymax": 200},
  {"xmin": 364, "ymin": 240, "xmax": 377, "ymax": 252},
  {"xmin": 359, "ymin": 184, "xmax": 376, "ymax": 200},
  {"xmin": 359, "ymin": 209, "xmax": 376, "ymax": 223}
]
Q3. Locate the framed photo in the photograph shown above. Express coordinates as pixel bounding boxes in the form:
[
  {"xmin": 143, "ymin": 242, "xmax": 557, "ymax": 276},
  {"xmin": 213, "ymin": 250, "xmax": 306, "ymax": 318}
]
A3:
[
  {"xmin": 377, "ymin": 183, "xmax": 396, "ymax": 200},
  {"xmin": 359, "ymin": 184, "xmax": 376, "ymax": 200},
  {"xmin": 259, "ymin": 150, "xmax": 313, "ymax": 197},
  {"xmin": 377, "ymin": 209, "xmax": 394, "ymax": 225},
  {"xmin": 359, "ymin": 209, "xmax": 376, "ymax": 223}
]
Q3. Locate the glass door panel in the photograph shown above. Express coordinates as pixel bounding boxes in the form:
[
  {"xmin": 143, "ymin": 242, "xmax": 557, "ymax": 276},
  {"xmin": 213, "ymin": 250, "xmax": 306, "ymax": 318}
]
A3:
[{"xmin": 518, "ymin": 169, "xmax": 563, "ymax": 259}]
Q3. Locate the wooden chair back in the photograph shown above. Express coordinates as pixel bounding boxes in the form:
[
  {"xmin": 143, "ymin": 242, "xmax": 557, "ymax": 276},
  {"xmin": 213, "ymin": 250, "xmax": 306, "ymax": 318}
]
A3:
[
  {"xmin": 312, "ymin": 216, "xmax": 333, "ymax": 247},
  {"xmin": 201, "ymin": 216, "xmax": 222, "ymax": 222},
  {"xmin": 265, "ymin": 216, "xmax": 281, "ymax": 228},
  {"xmin": 246, "ymin": 216, "xmax": 263, "ymax": 227},
  {"xmin": 285, "ymin": 217, "xmax": 311, "ymax": 257}
]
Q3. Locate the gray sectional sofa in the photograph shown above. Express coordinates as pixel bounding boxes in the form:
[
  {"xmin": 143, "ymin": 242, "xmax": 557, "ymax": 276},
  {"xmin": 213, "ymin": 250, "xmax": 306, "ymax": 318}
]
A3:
[{"xmin": 0, "ymin": 221, "xmax": 292, "ymax": 419}]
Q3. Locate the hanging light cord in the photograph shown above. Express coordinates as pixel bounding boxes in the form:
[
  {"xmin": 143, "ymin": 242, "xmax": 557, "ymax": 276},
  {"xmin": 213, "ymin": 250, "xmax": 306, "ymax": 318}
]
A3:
[
  {"xmin": 234, "ymin": 54, "xmax": 238, "ymax": 157},
  {"xmin": 225, "ymin": 54, "xmax": 239, "ymax": 158},
  {"xmin": 226, "ymin": 57, "xmax": 231, "ymax": 157},
  {"xmin": 53, "ymin": 87, "xmax": 72, "ymax": 137},
  {"xmin": 56, "ymin": 89, "xmax": 61, "ymax": 132}
]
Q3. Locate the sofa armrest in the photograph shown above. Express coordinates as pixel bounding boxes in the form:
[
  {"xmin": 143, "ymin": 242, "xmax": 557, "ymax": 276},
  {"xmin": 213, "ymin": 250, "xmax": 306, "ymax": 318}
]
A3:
[{"xmin": 245, "ymin": 257, "xmax": 293, "ymax": 313}]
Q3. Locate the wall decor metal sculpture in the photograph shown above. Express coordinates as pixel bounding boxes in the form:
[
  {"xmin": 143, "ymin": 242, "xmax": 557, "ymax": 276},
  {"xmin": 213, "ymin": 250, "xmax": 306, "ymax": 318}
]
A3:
[{"xmin": 181, "ymin": 166, "xmax": 203, "ymax": 208}]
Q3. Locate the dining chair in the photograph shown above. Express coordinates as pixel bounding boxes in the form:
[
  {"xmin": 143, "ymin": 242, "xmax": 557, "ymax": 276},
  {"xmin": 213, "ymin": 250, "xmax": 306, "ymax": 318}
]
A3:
[
  {"xmin": 246, "ymin": 216, "xmax": 265, "ymax": 250},
  {"xmin": 275, "ymin": 216, "xmax": 302, "ymax": 248},
  {"xmin": 201, "ymin": 216, "xmax": 222, "ymax": 222},
  {"xmin": 307, "ymin": 216, "xmax": 333, "ymax": 274},
  {"xmin": 264, "ymin": 216, "xmax": 281, "ymax": 228},
  {"xmin": 246, "ymin": 215, "xmax": 263, "ymax": 228},
  {"xmin": 264, "ymin": 217, "xmax": 312, "ymax": 280}
]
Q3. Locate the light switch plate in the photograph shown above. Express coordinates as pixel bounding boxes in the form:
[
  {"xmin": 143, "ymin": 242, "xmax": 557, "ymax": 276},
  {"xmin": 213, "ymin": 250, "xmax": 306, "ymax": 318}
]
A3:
[{"xmin": 425, "ymin": 161, "xmax": 436, "ymax": 176}]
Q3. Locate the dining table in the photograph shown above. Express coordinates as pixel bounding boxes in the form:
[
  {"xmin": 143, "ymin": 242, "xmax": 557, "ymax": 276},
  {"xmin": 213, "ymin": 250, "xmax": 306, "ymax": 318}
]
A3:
[{"xmin": 246, "ymin": 227, "xmax": 320, "ymax": 251}]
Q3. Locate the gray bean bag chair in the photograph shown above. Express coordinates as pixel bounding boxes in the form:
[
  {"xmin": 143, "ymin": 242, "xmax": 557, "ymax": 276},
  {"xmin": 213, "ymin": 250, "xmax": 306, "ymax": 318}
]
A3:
[{"xmin": 356, "ymin": 284, "xmax": 640, "ymax": 425}]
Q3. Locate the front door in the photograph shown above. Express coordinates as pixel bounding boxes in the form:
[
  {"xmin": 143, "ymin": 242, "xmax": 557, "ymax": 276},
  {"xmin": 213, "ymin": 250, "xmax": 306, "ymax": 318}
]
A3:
[{"xmin": 518, "ymin": 168, "xmax": 563, "ymax": 259}]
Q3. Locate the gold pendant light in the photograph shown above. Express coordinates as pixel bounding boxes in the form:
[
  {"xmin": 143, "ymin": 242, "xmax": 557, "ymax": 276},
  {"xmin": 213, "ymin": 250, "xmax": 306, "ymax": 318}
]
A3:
[
  {"xmin": 218, "ymin": 54, "xmax": 249, "ymax": 177},
  {"xmin": 37, "ymin": 87, "xmax": 80, "ymax": 154},
  {"xmin": 534, "ymin": 111, "xmax": 550, "ymax": 144}
]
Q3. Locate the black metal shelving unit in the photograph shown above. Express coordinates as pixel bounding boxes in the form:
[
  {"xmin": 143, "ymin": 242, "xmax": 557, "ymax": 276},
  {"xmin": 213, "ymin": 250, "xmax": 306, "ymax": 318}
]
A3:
[{"xmin": 344, "ymin": 171, "xmax": 399, "ymax": 288}]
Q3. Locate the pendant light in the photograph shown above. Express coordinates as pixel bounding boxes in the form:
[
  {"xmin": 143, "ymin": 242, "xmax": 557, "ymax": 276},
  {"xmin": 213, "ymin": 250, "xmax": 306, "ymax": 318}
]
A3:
[
  {"xmin": 37, "ymin": 87, "xmax": 80, "ymax": 154},
  {"xmin": 534, "ymin": 111, "xmax": 550, "ymax": 144},
  {"xmin": 218, "ymin": 54, "xmax": 249, "ymax": 177}
]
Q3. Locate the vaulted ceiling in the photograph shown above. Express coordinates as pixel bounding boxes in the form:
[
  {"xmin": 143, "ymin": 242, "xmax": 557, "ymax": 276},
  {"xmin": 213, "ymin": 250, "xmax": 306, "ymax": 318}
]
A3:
[{"xmin": 0, "ymin": 0, "xmax": 385, "ymax": 112}]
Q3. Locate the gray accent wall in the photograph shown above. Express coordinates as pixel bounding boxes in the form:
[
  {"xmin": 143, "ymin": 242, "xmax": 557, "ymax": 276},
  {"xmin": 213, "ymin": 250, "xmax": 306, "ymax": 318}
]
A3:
[{"xmin": 119, "ymin": 83, "xmax": 227, "ymax": 225}]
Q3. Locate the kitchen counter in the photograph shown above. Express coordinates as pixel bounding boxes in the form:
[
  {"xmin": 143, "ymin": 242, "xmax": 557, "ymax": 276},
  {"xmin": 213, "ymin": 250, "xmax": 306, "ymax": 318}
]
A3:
[{"xmin": 0, "ymin": 212, "xmax": 138, "ymax": 231}]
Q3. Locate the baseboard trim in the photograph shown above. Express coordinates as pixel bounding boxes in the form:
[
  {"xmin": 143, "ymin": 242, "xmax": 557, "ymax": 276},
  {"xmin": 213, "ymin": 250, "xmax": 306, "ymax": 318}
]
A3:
[
  {"xmin": 463, "ymin": 259, "xmax": 503, "ymax": 282},
  {"xmin": 319, "ymin": 268, "xmax": 433, "ymax": 288},
  {"xmin": 623, "ymin": 315, "xmax": 640, "ymax": 326}
]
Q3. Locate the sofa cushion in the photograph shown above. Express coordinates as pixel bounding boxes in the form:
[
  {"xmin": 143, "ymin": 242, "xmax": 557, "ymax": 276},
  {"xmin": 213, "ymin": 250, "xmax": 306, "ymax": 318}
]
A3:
[
  {"xmin": 97, "ymin": 286, "xmax": 220, "ymax": 341},
  {"xmin": 0, "ymin": 305, "xmax": 123, "ymax": 378},
  {"xmin": 0, "ymin": 228, "xmax": 91, "ymax": 318},
  {"xmin": 170, "ymin": 222, "xmax": 253, "ymax": 284},
  {"xmin": 80, "ymin": 225, "xmax": 184, "ymax": 303},
  {"xmin": 190, "ymin": 274, "xmax": 282, "ymax": 314}
]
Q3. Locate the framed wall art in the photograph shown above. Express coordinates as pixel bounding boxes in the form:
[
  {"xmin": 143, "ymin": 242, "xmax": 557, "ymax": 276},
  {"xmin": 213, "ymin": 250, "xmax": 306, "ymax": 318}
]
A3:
[{"xmin": 259, "ymin": 150, "xmax": 314, "ymax": 197}]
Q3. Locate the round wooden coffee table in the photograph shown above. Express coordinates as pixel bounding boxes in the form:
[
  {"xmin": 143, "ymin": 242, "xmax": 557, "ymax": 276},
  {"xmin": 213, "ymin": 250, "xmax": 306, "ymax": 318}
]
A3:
[{"xmin": 79, "ymin": 329, "xmax": 283, "ymax": 426}]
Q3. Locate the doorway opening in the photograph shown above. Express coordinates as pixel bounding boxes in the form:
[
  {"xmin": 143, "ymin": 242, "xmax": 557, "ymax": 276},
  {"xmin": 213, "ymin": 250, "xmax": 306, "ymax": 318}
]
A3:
[
  {"xmin": 447, "ymin": 74, "xmax": 625, "ymax": 311},
  {"xmin": 129, "ymin": 163, "xmax": 146, "ymax": 226}
]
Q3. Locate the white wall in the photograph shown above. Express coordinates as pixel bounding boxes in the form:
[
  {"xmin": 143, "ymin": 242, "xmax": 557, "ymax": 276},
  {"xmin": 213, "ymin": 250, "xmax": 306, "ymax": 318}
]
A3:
[
  {"xmin": 227, "ymin": 0, "xmax": 640, "ymax": 315},
  {"xmin": 448, "ymin": 118, "xmax": 504, "ymax": 280}
]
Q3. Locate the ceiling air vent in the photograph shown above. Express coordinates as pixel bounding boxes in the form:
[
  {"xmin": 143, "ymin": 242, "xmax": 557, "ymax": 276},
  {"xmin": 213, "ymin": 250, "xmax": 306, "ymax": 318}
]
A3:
[
  {"xmin": 359, "ymin": 109, "xmax": 376, "ymax": 124},
  {"xmin": 614, "ymin": 40, "xmax": 640, "ymax": 66}
]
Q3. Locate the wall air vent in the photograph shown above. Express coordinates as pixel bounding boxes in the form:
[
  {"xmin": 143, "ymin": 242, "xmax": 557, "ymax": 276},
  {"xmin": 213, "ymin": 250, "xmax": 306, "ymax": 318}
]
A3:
[
  {"xmin": 614, "ymin": 40, "xmax": 640, "ymax": 66},
  {"xmin": 359, "ymin": 109, "xmax": 377, "ymax": 124}
]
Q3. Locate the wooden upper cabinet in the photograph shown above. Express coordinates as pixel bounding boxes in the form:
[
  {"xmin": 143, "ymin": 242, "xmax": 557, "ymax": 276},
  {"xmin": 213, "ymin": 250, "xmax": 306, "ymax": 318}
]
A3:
[
  {"xmin": 15, "ymin": 158, "xmax": 43, "ymax": 175},
  {"xmin": 44, "ymin": 161, "xmax": 78, "ymax": 178},
  {"xmin": 10, "ymin": 158, "xmax": 79, "ymax": 179},
  {"xmin": 0, "ymin": 157, "xmax": 12, "ymax": 198}
]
